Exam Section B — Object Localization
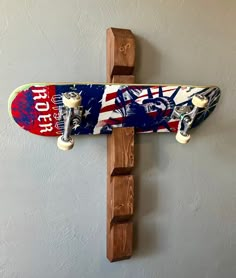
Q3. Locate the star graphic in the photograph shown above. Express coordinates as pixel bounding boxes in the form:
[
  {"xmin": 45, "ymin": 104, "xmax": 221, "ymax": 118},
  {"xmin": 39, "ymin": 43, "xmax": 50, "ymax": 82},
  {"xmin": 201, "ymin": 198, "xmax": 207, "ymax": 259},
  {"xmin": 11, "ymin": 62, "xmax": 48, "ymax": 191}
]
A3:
[
  {"xmin": 72, "ymin": 124, "xmax": 80, "ymax": 130},
  {"xmin": 85, "ymin": 123, "xmax": 92, "ymax": 129},
  {"xmin": 84, "ymin": 108, "xmax": 91, "ymax": 118},
  {"xmin": 72, "ymin": 117, "xmax": 81, "ymax": 130},
  {"xmin": 70, "ymin": 84, "xmax": 77, "ymax": 91}
]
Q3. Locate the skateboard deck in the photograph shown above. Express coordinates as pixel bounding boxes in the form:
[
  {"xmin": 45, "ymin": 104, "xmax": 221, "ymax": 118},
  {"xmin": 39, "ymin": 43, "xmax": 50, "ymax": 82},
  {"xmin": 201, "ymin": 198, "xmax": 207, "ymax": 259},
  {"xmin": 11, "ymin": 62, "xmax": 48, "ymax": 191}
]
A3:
[{"xmin": 8, "ymin": 83, "xmax": 221, "ymax": 137}]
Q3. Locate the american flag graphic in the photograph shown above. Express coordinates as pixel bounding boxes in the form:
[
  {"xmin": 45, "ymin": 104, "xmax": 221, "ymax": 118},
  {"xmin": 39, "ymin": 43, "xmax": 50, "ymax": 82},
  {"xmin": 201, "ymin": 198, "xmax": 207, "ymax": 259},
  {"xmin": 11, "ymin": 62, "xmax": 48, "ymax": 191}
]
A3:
[
  {"xmin": 10, "ymin": 83, "xmax": 220, "ymax": 136},
  {"xmin": 94, "ymin": 85, "xmax": 187, "ymax": 134}
]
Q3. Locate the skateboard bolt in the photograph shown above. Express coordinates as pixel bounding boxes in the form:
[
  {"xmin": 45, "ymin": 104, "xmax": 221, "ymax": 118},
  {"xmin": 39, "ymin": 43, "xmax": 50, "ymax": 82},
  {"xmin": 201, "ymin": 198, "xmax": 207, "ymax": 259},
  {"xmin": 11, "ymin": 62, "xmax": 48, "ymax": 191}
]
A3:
[{"xmin": 183, "ymin": 115, "xmax": 191, "ymax": 123}]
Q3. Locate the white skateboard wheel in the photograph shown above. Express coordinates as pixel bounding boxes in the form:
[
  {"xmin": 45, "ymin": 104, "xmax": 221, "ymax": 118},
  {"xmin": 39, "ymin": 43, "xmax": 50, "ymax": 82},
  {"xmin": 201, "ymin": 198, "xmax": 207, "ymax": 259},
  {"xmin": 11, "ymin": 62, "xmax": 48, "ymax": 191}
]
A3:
[
  {"xmin": 176, "ymin": 131, "xmax": 191, "ymax": 144},
  {"xmin": 57, "ymin": 135, "xmax": 74, "ymax": 151},
  {"xmin": 62, "ymin": 93, "xmax": 82, "ymax": 108},
  {"xmin": 192, "ymin": 94, "xmax": 208, "ymax": 108}
]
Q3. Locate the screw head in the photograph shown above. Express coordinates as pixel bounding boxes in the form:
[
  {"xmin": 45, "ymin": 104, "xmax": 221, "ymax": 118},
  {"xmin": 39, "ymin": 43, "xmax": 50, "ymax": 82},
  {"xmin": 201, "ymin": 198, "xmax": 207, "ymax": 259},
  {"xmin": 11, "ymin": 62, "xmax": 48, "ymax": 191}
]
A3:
[{"xmin": 183, "ymin": 115, "xmax": 191, "ymax": 123}]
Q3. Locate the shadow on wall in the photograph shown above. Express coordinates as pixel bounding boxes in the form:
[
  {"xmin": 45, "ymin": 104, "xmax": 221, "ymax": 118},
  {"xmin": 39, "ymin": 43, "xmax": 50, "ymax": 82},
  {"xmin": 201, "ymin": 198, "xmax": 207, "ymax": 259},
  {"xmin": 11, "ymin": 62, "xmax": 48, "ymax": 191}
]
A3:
[
  {"xmin": 135, "ymin": 35, "xmax": 161, "ymax": 83},
  {"xmin": 132, "ymin": 131, "xmax": 176, "ymax": 257},
  {"xmin": 133, "ymin": 134, "xmax": 160, "ymax": 257}
]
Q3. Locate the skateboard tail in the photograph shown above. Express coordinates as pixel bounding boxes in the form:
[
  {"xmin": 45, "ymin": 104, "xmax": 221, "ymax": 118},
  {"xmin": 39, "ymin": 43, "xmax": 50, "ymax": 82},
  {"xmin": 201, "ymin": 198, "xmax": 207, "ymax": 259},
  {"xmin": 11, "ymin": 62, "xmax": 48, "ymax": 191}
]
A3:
[
  {"xmin": 9, "ymin": 84, "xmax": 63, "ymax": 136},
  {"xmin": 8, "ymin": 84, "xmax": 32, "ymax": 119}
]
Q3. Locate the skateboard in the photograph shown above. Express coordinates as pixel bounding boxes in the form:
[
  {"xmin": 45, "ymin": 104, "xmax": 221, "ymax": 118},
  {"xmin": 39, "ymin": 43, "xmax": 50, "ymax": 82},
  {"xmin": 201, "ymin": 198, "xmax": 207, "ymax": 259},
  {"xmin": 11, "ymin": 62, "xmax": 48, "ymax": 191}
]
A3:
[{"xmin": 8, "ymin": 83, "xmax": 221, "ymax": 150}]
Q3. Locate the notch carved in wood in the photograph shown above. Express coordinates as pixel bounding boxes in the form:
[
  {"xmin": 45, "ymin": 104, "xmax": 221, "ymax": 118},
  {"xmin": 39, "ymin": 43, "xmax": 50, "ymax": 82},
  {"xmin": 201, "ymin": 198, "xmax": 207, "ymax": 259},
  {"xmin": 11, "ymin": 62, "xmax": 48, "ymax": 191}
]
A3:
[
  {"xmin": 106, "ymin": 27, "xmax": 136, "ymax": 262},
  {"xmin": 106, "ymin": 27, "xmax": 135, "ymax": 83}
]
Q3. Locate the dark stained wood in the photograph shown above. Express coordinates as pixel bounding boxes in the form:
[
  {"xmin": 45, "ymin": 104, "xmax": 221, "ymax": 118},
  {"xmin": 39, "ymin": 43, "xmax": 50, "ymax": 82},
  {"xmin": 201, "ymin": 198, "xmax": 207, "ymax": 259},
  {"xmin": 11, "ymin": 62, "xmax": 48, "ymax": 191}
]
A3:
[
  {"xmin": 106, "ymin": 27, "xmax": 136, "ymax": 262},
  {"xmin": 112, "ymin": 75, "xmax": 135, "ymax": 84},
  {"xmin": 106, "ymin": 28, "xmax": 135, "ymax": 83},
  {"xmin": 108, "ymin": 127, "xmax": 134, "ymax": 176},
  {"xmin": 110, "ymin": 175, "xmax": 134, "ymax": 222},
  {"xmin": 107, "ymin": 130, "xmax": 134, "ymax": 262},
  {"xmin": 107, "ymin": 222, "xmax": 133, "ymax": 262}
]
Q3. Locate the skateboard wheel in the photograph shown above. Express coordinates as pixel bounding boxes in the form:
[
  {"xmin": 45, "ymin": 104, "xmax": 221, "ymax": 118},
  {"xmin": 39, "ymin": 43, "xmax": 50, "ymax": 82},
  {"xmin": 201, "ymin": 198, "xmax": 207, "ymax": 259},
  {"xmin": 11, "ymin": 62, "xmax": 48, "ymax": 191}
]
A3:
[
  {"xmin": 62, "ymin": 93, "xmax": 82, "ymax": 108},
  {"xmin": 57, "ymin": 135, "xmax": 74, "ymax": 151},
  {"xmin": 192, "ymin": 94, "xmax": 208, "ymax": 108},
  {"xmin": 176, "ymin": 131, "xmax": 191, "ymax": 144}
]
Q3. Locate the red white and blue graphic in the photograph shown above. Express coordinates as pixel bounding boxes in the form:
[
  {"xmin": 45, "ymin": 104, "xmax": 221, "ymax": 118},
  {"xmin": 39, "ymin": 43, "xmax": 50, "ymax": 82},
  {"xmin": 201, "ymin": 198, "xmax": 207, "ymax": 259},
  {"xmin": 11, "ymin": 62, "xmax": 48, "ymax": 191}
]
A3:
[{"xmin": 9, "ymin": 83, "xmax": 220, "ymax": 136}]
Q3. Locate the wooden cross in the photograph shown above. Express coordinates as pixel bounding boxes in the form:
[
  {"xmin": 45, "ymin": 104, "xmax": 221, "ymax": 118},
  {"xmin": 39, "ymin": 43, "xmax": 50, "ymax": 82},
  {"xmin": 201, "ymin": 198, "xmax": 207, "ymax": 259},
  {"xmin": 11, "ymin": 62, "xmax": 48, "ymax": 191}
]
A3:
[{"xmin": 106, "ymin": 27, "xmax": 136, "ymax": 262}]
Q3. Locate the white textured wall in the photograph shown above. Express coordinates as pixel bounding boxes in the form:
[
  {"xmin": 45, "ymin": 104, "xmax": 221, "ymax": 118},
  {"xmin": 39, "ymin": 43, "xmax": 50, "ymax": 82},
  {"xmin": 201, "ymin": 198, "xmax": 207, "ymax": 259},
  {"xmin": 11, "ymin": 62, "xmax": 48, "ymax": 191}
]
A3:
[{"xmin": 1, "ymin": 0, "xmax": 236, "ymax": 277}]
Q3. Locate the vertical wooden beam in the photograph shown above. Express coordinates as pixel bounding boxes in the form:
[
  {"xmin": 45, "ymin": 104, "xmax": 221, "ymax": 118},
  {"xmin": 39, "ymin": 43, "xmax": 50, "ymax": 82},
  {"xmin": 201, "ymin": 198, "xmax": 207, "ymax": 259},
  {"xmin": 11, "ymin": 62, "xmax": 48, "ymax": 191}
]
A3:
[
  {"xmin": 106, "ymin": 27, "xmax": 135, "ymax": 262},
  {"xmin": 108, "ymin": 127, "xmax": 134, "ymax": 176},
  {"xmin": 106, "ymin": 28, "xmax": 135, "ymax": 83}
]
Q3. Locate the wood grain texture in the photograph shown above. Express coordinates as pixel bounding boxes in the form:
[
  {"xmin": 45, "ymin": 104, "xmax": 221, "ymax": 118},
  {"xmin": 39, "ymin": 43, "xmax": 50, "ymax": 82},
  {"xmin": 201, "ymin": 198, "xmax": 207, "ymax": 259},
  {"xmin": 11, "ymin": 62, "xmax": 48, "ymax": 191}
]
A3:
[
  {"xmin": 106, "ymin": 27, "xmax": 136, "ymax": 262},
  {"xmin": 107, "ymin": 129, "xmax": 134, "ymax": 262},
  {"xmin": 106, "ymin": 28, "xmax": 135, "ymax": 82},
  {"xmin": 110, "ymin": 175, "xmax": 134, "ymax": 222},
  {"xmin": 112, "ymin": 75, "xmax": 135, "ymax": 83},
  {"xmin": 108, "ymin": 127, "xmax": 134, "ymax": 176},
  {"xmin": 107, "ymin": 222, "xmax": 133, "ymax": 262}
]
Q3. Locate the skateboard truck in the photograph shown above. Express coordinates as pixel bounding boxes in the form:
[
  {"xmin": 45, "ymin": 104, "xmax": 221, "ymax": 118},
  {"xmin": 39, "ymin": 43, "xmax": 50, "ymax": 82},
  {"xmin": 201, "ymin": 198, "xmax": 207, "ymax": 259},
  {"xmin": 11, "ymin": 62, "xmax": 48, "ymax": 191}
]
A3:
[
  {"xmin": 57, "ymin": 92, "xmax": 83, "ymax": 151},
  {"xmin": 172, "ymin": 94, "xmax": 208, "ymax": 144}
]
